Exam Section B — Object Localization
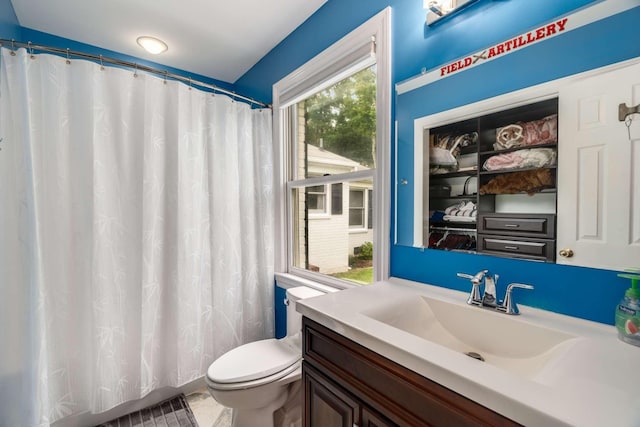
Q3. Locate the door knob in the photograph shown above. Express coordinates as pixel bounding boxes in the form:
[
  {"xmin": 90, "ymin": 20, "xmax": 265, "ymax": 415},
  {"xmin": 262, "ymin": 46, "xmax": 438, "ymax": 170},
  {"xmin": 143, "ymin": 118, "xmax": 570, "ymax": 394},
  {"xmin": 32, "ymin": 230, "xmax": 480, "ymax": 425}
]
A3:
[{"xmin": 559, "ymin": 248, "xmax": 574, "ymax": 258}]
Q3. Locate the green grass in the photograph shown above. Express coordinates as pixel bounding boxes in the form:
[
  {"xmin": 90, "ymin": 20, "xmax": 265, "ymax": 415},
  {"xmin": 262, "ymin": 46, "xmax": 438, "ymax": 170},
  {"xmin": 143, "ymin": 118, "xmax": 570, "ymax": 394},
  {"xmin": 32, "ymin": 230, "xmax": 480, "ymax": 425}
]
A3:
[{"xmin": 332, "ymin": 267, "xmax": 373, "ymax": 285}]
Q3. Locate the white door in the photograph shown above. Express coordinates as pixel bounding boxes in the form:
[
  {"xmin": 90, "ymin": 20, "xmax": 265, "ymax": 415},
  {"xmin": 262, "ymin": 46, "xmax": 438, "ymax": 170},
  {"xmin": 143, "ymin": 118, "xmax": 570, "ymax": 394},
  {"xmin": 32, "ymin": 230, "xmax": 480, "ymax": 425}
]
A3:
[{"xmin": 557, "ymin": 60, "xmax": 640, "ymax": 271}]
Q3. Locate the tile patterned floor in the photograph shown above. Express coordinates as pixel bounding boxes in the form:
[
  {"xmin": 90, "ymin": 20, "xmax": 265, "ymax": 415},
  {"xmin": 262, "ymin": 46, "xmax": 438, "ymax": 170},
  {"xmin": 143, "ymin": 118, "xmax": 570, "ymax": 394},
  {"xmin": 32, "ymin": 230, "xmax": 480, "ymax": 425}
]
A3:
[{"xmin": 186, "ymin": 389, "xmax": 232, "ymax": 427}]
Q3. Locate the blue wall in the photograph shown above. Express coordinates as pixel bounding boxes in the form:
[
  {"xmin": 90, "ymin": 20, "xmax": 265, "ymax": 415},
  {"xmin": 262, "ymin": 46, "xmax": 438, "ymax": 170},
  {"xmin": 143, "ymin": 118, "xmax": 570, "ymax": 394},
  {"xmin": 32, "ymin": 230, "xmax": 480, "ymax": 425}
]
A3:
[
  {"xmin": 235, "ymin": 0, "xmax": 598, "ymax": 104},
  {"xmin": 0, "ymin": 0, "xmax": 19, "ymax": 39},
  {"xmin": 257, "ymin": 0, "xmax": 640, "ymax": 333},
  {"xmin": 274, "ymin": 286, "xmax": 288, "ymax": 338}
]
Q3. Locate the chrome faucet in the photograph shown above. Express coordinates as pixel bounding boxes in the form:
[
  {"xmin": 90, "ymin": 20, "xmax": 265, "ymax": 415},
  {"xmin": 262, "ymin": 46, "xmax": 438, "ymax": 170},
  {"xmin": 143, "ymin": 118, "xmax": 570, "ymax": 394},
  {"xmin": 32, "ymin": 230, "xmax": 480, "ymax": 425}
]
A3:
[
  {"xmin": 457, "ymin": 271, "xmax": 534, "ymax": 315},
  {"xmin": 482, "ymin": 273, "xmax": 499, "ymax": 308}
]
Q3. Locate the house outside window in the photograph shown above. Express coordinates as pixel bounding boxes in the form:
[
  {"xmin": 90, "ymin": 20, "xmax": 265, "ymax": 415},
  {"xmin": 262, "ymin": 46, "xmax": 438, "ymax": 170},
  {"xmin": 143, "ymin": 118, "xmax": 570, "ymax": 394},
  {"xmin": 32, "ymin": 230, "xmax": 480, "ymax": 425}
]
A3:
[
  {"xmin": 348, "ymin": 187, "xmax": 374, "ymax": 230},
  {"xmin": 272, "ymin": 9, "xmax": 391, "ymax": 288},
  {"xmin": 307, "ymin": 184, "xmax": 327, "ymax": 214},
  {"xmin": 349, "ymin": 189, "xmax": 365, "ymax": 228}
]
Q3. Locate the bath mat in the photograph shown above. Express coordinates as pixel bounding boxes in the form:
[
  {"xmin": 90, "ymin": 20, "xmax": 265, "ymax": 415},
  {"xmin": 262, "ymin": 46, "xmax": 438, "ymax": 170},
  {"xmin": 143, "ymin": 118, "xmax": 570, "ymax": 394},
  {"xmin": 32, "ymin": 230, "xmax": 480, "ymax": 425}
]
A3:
[{"xmin": 97, "ymin": 394, "xmax": 199, "ymax": 427}]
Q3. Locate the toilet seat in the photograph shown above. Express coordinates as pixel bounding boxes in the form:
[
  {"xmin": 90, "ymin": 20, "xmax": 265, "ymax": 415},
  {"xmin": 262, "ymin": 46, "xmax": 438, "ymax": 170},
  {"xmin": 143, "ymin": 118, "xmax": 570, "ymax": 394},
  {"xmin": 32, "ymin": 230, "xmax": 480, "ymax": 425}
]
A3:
[{"xmin": 206, "ymin": 338, "xmax": 300, "ymax": 390}]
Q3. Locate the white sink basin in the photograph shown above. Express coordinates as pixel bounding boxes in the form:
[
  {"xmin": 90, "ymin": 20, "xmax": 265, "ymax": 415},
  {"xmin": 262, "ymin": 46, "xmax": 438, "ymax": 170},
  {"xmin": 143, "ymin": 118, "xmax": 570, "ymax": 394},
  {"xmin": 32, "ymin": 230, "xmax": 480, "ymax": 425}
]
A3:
[{"xmin": 362, "ymin": 295, "xmax": 578, "ymax": 379}]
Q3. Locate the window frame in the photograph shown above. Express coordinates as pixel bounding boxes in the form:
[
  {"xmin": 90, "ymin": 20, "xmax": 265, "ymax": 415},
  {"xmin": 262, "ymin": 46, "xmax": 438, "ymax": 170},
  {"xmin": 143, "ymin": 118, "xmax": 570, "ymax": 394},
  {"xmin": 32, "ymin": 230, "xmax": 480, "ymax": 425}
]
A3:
[
  {"xmin": 306, "ymin": 184, "xmax": 328, "ymax": 216},
  {"xmin": 348, "ymin": 187, "xmax": 367, "ymax": 230},
  {"xmin": 272, "ymin": 8, "xmax": 391, "ymax": 289}
]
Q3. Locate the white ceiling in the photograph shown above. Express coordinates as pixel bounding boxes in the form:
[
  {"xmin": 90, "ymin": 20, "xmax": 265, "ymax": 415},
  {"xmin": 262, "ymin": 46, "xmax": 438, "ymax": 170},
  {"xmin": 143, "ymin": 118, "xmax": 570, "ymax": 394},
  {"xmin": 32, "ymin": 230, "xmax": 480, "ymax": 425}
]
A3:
[{"xmin": 10, "ymin": 0, "xmax": 328, "ymax": 83}]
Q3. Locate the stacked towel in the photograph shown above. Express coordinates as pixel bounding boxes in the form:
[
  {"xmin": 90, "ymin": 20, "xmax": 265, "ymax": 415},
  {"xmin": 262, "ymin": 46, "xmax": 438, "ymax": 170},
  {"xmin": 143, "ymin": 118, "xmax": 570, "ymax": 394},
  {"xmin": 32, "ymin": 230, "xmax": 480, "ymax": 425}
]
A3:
[
  {"xmin": 493, "ymin": 114, "xmax": 558, "ymax": 151},
  {"xmin": 483, "ymin": 148, "xmax": 557, "ymax": 171},
  {"xmin": 443, "ymin": 201, "xmax": 477, "ymax": 223}
]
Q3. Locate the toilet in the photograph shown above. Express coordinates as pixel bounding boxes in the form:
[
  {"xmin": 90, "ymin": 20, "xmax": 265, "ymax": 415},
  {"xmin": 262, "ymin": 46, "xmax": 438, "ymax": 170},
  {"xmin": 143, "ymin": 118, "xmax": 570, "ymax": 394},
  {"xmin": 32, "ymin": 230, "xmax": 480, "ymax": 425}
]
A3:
[{"xmin": 206, "ymin": 286, "xmax": 323, "ymax": 427}]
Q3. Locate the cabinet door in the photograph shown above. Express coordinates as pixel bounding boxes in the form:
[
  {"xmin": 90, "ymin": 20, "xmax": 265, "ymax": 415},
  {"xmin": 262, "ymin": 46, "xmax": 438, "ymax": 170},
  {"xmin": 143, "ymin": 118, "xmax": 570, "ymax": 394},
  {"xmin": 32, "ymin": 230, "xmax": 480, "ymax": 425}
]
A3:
[
  {"xmin": 304, "ymin": 363, "xmax": 360, "ymax": 427},
  {"xmin": 557, "ymin": 61, "xmax": 640, "ymax": 270},
  {"xmin": 361, "ymin": 407, "xmax": 395, "ymax": 427}
]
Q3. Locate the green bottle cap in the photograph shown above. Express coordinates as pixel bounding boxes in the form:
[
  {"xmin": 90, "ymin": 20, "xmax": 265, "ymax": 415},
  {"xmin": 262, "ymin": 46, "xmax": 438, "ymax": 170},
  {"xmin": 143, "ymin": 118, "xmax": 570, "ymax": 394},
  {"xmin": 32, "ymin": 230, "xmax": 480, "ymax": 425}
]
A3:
[{"xmin": 619, "ymin": 270, "xmax": 640, "ymax": 300}]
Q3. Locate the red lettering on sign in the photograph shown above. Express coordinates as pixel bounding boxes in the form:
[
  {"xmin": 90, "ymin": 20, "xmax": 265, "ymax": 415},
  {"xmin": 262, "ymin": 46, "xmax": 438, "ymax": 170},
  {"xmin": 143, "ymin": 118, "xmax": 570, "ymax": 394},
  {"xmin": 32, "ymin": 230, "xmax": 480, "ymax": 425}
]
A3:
[
  {"xmin": 504, "ymin": 40, "xmax": 514, "ymax": 52},
  {"xmin": 546, "ymin": 23, "xmax": 556, "ymax": 35},
  {"xmin": 557, "ymin": 18, "xmax": 568, "ymax": 31},
  {"xmin": 526, "ymin": 32, "xmax": 536, "ymax": 43},
  {"xmin": 436, "ymin": 17, "xmax": 569, "ymax": 80}
]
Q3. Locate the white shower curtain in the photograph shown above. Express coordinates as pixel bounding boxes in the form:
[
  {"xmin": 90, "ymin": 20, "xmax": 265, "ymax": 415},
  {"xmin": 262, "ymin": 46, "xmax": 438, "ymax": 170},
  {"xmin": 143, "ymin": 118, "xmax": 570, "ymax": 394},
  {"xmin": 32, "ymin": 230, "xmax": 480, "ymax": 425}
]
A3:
[{"xmin": 0, "ymin": 48, "xmax": 274, "ymax": 426}]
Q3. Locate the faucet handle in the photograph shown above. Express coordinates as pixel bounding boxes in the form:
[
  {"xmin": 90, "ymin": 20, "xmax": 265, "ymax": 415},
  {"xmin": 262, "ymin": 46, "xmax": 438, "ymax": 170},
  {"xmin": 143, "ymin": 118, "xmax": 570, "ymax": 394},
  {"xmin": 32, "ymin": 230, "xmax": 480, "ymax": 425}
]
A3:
[
  {"xmin": 457, "ymin": 272, "xmax": 482, "ymax": 306},
  {"xmin": 500, "ymin": 283, "xmax": 534, "ymax": 315},
  {"xmin": 457, "ymin": 270, "xmax": 488, "ymax": 284},
  {"xmin": 508, "ymin": 283, "xmax": 534, "ymax": 291}
]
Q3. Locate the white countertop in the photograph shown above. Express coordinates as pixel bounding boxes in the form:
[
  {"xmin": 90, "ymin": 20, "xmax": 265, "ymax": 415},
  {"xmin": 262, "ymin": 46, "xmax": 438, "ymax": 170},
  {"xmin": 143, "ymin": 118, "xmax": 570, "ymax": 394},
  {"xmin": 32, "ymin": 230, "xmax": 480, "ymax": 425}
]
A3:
[{"xmin": 296, "ymin": 278, "xmax": 640, "ymax": 427}]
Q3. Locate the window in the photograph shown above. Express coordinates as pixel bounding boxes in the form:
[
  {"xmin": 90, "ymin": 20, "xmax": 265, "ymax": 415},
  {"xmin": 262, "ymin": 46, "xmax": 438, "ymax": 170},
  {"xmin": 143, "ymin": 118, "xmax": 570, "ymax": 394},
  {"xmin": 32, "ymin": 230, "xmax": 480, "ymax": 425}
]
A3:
[
  {"xmin": 307, "ymin": 185, "xmax": 327, "ymax": 214},
  {"xmin": 331, "ymin": 183, "xmax": 343, "ymax": 215},
  {"xmin": 349, "ymin": 189, "xmax": 365, "ymax": 228},
  {"xmin": 273, "ymin": 9, "xmax": 391, "ymax": 288}
]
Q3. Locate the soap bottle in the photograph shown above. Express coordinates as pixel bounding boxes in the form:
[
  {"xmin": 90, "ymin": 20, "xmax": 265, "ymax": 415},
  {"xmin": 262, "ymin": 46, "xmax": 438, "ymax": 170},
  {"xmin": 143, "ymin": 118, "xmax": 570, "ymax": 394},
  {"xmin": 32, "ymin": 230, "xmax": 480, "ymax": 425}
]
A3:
[{"xmin": 615, "ymin": 270, "xmax": 640, "ymax": 347}]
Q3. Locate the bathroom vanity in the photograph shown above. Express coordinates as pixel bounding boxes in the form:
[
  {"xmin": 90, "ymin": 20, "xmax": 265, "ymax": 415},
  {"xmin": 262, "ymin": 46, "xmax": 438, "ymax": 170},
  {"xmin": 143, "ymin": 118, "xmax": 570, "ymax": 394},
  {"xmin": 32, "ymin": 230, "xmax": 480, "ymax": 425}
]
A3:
[
  {"xmin": 298, "ymin": 278, "xmax": 640, "ymax": 427},
  {"xmin": 303, "ymin": 317, "xmax": 519, "ymax": 426}
]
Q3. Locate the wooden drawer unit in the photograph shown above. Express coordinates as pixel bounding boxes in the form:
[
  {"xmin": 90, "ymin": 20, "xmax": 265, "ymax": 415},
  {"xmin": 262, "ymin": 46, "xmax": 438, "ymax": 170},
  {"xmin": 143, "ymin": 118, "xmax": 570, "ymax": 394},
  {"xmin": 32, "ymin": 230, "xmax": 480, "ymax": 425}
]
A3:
[
  {"xmin": 477, "ymin": 234, "xmax": 555, "ymax": 262},
  {"xmin": 303, "ymin": 317, "xmax": 521, "ymax": 427},
  {"xmin": 478, "ymin": 213, "xmax": 555, "ymax": 238}
]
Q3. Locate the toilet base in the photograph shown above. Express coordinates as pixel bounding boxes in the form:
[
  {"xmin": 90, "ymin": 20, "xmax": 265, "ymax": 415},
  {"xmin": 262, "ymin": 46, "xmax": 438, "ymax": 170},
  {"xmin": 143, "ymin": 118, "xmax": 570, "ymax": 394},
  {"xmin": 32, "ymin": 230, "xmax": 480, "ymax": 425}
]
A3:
[
  {"xmin": 230, "ymin": 383, "xmax": 291, "ymax": 427},
  {"xmin": 274, "ymin": 381, "xmax": 302, "ymax": 427}
]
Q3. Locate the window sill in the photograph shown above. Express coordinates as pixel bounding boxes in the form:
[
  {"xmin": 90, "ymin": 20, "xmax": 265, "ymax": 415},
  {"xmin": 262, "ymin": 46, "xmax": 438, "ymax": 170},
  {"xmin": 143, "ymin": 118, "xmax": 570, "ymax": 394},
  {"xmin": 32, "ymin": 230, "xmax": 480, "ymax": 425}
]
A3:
[
  {"xmin": 309, "ymin": 213, "xmax": 331, "ymax": 220},
  {"xmin": 348, "ymin": 228, "xmax": 370, "ymax": 234},
  {"xmin": 275, "ymin": 272, "xmax": 344, "ymax": 293}
]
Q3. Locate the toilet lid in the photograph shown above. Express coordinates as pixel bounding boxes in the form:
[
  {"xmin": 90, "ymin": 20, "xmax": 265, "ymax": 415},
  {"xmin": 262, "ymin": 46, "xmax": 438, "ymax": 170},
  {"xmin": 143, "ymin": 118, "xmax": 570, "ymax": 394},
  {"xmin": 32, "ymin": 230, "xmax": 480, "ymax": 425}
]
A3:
[{"xmin": 207, "ymin": 338, "xmax": 300, "ymax": 384}]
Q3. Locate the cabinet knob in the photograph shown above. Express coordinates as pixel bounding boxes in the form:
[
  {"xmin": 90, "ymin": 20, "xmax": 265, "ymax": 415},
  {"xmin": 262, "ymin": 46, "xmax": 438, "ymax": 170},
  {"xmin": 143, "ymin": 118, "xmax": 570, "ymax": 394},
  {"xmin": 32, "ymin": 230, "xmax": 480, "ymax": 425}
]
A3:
[{"xmin": 559, "ymin": 248, "xmax": 574, "ymax": 258}]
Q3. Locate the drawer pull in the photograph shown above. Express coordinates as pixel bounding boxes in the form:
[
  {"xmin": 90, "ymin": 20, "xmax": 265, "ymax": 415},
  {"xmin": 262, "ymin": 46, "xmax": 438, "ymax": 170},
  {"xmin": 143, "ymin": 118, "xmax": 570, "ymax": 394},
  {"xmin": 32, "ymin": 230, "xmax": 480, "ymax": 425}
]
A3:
[
  {"xmin": 504, "ymin": 245, "xmax": 519, "ymax": 250},
  {"xmin": 504, "ymin": 224, "xmax": 520, "ymax": 228}
]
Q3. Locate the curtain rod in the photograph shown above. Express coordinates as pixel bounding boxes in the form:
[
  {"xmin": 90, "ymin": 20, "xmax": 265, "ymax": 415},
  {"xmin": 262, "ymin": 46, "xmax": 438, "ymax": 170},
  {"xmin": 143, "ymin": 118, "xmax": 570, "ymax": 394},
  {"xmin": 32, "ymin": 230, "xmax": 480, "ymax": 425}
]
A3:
[{"xmin": 0, "ymin": 38, "xmax": 270, "ymax": 109}]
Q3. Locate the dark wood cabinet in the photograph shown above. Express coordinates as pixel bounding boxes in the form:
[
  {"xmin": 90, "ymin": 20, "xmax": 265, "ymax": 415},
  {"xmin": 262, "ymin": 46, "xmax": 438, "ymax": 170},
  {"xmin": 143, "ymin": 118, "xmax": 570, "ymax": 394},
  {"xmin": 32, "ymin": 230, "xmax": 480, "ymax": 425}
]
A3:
[
  {"xmin": 303, "ymin": 317, "xmax": 522, "ymax": 427},
  {"xmin": 477, "ymin": 213, "xmax": 555, "ymax": 238},
  {"xmin": 361, "ymin": 407, "xmax": 394, "ymax": 427},
  {"xmin": 305, "ymin": 363, "xmax": 360, "ymax": 427},
  {"xmin": 477, "ymin": 212, "xmax": 556, "ymax": 262}
]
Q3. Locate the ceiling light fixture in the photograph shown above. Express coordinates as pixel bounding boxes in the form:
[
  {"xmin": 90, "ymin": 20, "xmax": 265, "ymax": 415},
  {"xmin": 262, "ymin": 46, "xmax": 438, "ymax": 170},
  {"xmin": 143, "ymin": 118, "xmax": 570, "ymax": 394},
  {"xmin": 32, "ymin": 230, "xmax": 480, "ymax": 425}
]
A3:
[{"xmin": 136, "ymin": 36, "xmax": 168, "ymax": 55}]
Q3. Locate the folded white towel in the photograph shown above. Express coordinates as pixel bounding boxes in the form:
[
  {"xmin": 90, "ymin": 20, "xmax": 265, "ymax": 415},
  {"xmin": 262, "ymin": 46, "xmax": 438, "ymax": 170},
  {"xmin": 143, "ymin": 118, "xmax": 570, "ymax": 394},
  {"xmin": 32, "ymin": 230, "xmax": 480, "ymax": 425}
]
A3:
[{"xmin": 444, "ymin": 201, "xmax": 477, "ymax": 217}]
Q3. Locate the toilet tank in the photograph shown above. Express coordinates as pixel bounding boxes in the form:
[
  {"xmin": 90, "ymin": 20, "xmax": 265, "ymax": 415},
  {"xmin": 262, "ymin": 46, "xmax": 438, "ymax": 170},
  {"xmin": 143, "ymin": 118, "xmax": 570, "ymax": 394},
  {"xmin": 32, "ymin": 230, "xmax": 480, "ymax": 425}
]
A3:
[{"xmin": 285, "ymin": 286, "xmax": 324, "ymax": 337}]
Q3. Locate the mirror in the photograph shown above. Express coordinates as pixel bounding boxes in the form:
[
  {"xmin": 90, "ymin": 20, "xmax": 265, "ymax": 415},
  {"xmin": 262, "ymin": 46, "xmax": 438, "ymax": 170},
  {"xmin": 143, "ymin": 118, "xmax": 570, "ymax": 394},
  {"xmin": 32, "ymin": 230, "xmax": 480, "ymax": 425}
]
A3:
[
  {"xmin": 394, "ymin": 59, "xmax": 640, "ymax": 272},
  {"xmin": 424, "ymin": 0, "xmax": 480, "ymax": 26}
]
